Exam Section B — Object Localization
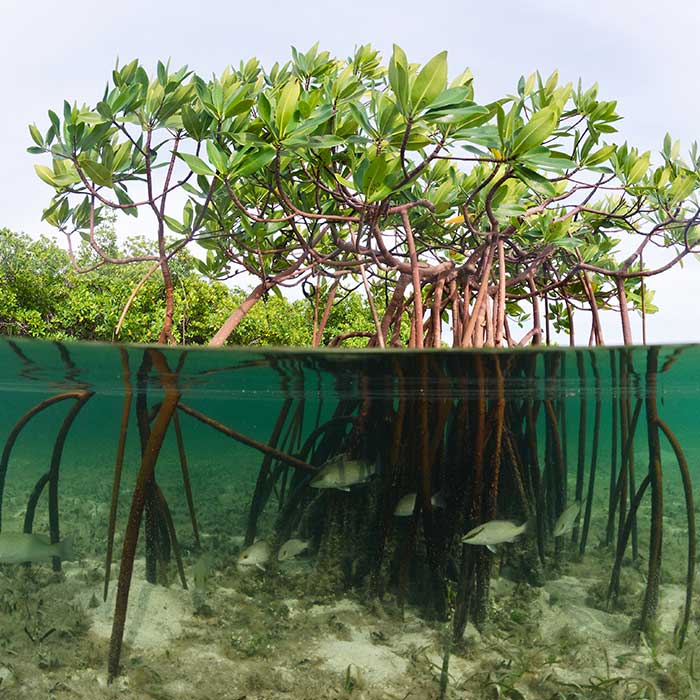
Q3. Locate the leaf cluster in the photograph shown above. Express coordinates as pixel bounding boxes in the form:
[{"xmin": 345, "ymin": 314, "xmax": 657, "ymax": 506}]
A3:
[{"xmin": 27, "ymin": 45, "xmax": 700, "ymax": 342}]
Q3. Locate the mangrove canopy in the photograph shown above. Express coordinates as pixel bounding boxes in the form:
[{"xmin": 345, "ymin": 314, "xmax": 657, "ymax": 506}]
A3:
[{"xmin": 29, "ymin": 44, "xmax": 700, "ymax": 347}]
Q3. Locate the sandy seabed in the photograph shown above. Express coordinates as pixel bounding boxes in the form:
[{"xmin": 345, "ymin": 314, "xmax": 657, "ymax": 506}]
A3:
[
  {"xmin": 0, "ymin": 549, "xmax": 695, "ymax": 700},
  {"xmin": 0, "ymin": 461, "xmax": 698, "ymax": 699}
]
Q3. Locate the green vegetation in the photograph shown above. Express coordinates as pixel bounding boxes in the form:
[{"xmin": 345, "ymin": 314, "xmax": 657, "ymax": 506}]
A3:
[
  {"xmin": 0, "ymin": 228, "xmax": 380, "ymax": 345},
  {"xmin": 27, "ymin": 45, "xmax": 700, "ymax": 347}
]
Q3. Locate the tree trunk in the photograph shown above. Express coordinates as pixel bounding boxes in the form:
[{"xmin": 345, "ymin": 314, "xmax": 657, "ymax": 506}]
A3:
[
  {"xmin": 616, "ymin": 276, "xmax": 633, "ymax": 345},
  {"xmin": 209, "ymin": 283, "xmax": 267, "ymax": 347}
]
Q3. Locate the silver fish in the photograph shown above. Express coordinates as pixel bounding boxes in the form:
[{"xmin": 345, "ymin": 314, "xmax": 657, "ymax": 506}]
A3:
[
  {"xmin": 553, "ymin": 501, "xmax": 581, "ymax": 537},
  {"xmin": 309, "ymin": 454, "xmax": 376, "ymax": 491},
  {"xmin": 237, "ymin": 541, "xmax": 270, "ymax": 570},
  {"xmin": 278, "ymin": 538, "xmax": 309, "ymax": 562},
  {"xmin": 393, "ymin": 492, "xmax": 446, "ymax": 517},
  {"xmin": 0, "ymin": 533, "xmax": 74, "ymax": 564},
  {"xmin": 461, "ymin": 519, "xmax": 528, "ymax": 553}
]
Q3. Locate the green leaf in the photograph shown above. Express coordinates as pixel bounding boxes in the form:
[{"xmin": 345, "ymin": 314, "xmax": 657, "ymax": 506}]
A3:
[
  {"xmin": 34, "ymin": 164, "xmax": 57, "ymax": 187},
  {"xmin": 79, "ymin": 158, "xmax": 113, "ymax": 187},
  {"xmin": 427, "ymin": 103, "xmax": 490, "ymax": 127},
  {"xmin": 556, "ymin": 237, "xmax": 582, "ymax": 251},
  {"xmin": 411, "ymin": 51, "xmax": 447, "ymax": 113},
  {"xmin": 514, "ymin": 165, "xmax": 556, "ymax": 197},
  {"xmin": 511, "ymin": 106, "xmax": 559, "ymax": 156},
  {"xmin": 183, "ymin": 200, "xmax": 194, "ymax": 229},
  {"xmin": 181, "ymin": 105, "xmax": 203, "ymax": 140},
  {"xmin": 230, "ymin": 145, "xmax": 276, "ymax": 177},
  {"xmin": 77, "ymin": 111, "xmax": 106, "ymax": 125},
  {"xmin": 163, "ymin": 215, "xmax": 186, "ymax": 234},
  {"xmin": 335, "ymin": 173, "xmax": 356, "ymax": 190},
  {"xmin": 668, "ymin": 173, "xmax": 697, "ymax": 204},
  {"xmin": 275, "ymin": 79, "xmax": 300, "ymax": 137},
  {"xmin": 627, "ymin": 151, "xmax": 650, "ymax": 183},
  {"xmin": 257, "ymin": 92, "xmax": 272, "ymax": 125},
  {"xmin": 96, "ymin": 100, "xmax": 114, "ymax": 120},
  {"xmin": 281, "ymin": 105, "xmax": 333, "ymax": 142},
  {"xmin": 663, "ymin": 132, "xmax": 672, "ymax": 159},
  {"xmin": 349, "ymin": 102, "xmax": 373, "ymax": 134},
  {"xmin": 493, "ymin": 201, "xmax": 526, "ymax": 218},
  {"xmin": 181, "ymin": 181, "xmax": 202, "ymax": 196},
  {"xmin": 456, "ymin": 125, "xmax": 500, "ymax": 149},
  {"xmin": 177, "ymin": 152, "xmax": 215, "ymax": 176},
  {"xmin": 211, "ymin": 81, "xmax": 224, "ymax": 116},
  {"xmin": 362, "ymin": 154, "xmax": 388, "ymax": 199},
  {"xmin": 48, "ymin": 110, "xmax": 60, "ymax": 135},
  {"xmin": 226, "ymin": 97, "xmax": 254, "ymax": 119},
  {"xmin": 388, "ymin": 45, "xmax": 410, "ymax": 114},
  {"xmin": 206, "ymin": 141, "xmax": 228, "ymax": 172},
  {"xmin": 29, "ymin": 124, "xmax": 44, "ymax": 147},
  {"xmin": 63, "ymin": 100, "xmax": 73, "ymax": 125},
  {"xmin": 52, "ymin": 171, "xmax": 82, "ymax": 187},
  {"xmin": 353, "ymin": 157, "xmax": 369, "ymax": 191},
  {"xmin": 584, "ymin": 144, "xmax": 616, "ymax": 167},
  {"xmin": 366, "ymin": 185, "xmax": 393, "ymax": 203},
  {"xmin": 388, "ymin": 127, "xmax": 432, "ymax": 151},
  {"xmin": 44, "ymin": 197, "xmax": 71, "ymax": 226},
  {"xmin": 308, "ymin": 135, "xmax": 345, "ymax": 149},
  {"xmin": 112, "ymin": 141, "xmax": 132, "ymax": 172},
  {"xmin": 41, "ymin": 197, "xmax": 62, "ymax": 221},
  {"xmin": 425, "ymin": 86, "xmax": 470, "ymax": 112},
  {"xmin": 520, "ymin": 147, "xmax": 577, "ymax": 172},
  {"xmin": 114, "ymin": 185, "xmax": 137, "ymax": 216}
]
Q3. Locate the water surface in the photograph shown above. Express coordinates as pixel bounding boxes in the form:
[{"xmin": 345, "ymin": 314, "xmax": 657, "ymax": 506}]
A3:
[{"xmin": 0, "ymin": 338, "xmax": 697, "ymax": 699}]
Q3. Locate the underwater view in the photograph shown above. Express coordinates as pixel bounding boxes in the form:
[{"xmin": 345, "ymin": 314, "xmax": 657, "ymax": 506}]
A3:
[{"xmin": 1, "ymin": 337, "xmax": 699, "ymax": 700}]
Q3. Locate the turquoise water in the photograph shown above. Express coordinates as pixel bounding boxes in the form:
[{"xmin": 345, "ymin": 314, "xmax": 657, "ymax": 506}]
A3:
[{"xmin": 0, "ymin": 338, "xmax": 698, "ymax": 699}]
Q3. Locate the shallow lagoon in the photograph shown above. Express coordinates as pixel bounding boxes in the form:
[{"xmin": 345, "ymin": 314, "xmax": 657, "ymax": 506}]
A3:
[{"xmin": 0, "ymin": 338, "xmax": 698, "ymax": 699}]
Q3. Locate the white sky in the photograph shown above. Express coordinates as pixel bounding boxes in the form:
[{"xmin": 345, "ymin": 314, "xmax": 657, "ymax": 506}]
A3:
[{"xmin": 2, "ymin": 0, "xmax": 699, "ymax": 345}]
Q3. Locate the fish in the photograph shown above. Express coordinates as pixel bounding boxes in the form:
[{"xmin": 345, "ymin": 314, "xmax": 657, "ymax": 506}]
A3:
[
  {"xmin": 553, "ymin": 501, "xmax": 581, "ymax": 537},
  {"xmin": 461, "ymin": 519, "xmax": 529, "ymax": 553},
  {"xmin": 393, "ymin": 492, "xmax": 446, "ymax": 517},
  {"xmin": 278, "ymin": 538, "xmax": 309, "ymax": 562},
  {"xmin": 0, "ymin": 533, "xmax": 74, "ymax": 564},
  {"xmin": 237, "ymin": 541, "xmax": 270, "ymax": 571},
  {"xmin": 192, "ymin": 552, "xmax": 213, "ymax": 590},
  {"xmin": 309, "ymin": 454, "xmax": 377, "ymax": 491}
]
